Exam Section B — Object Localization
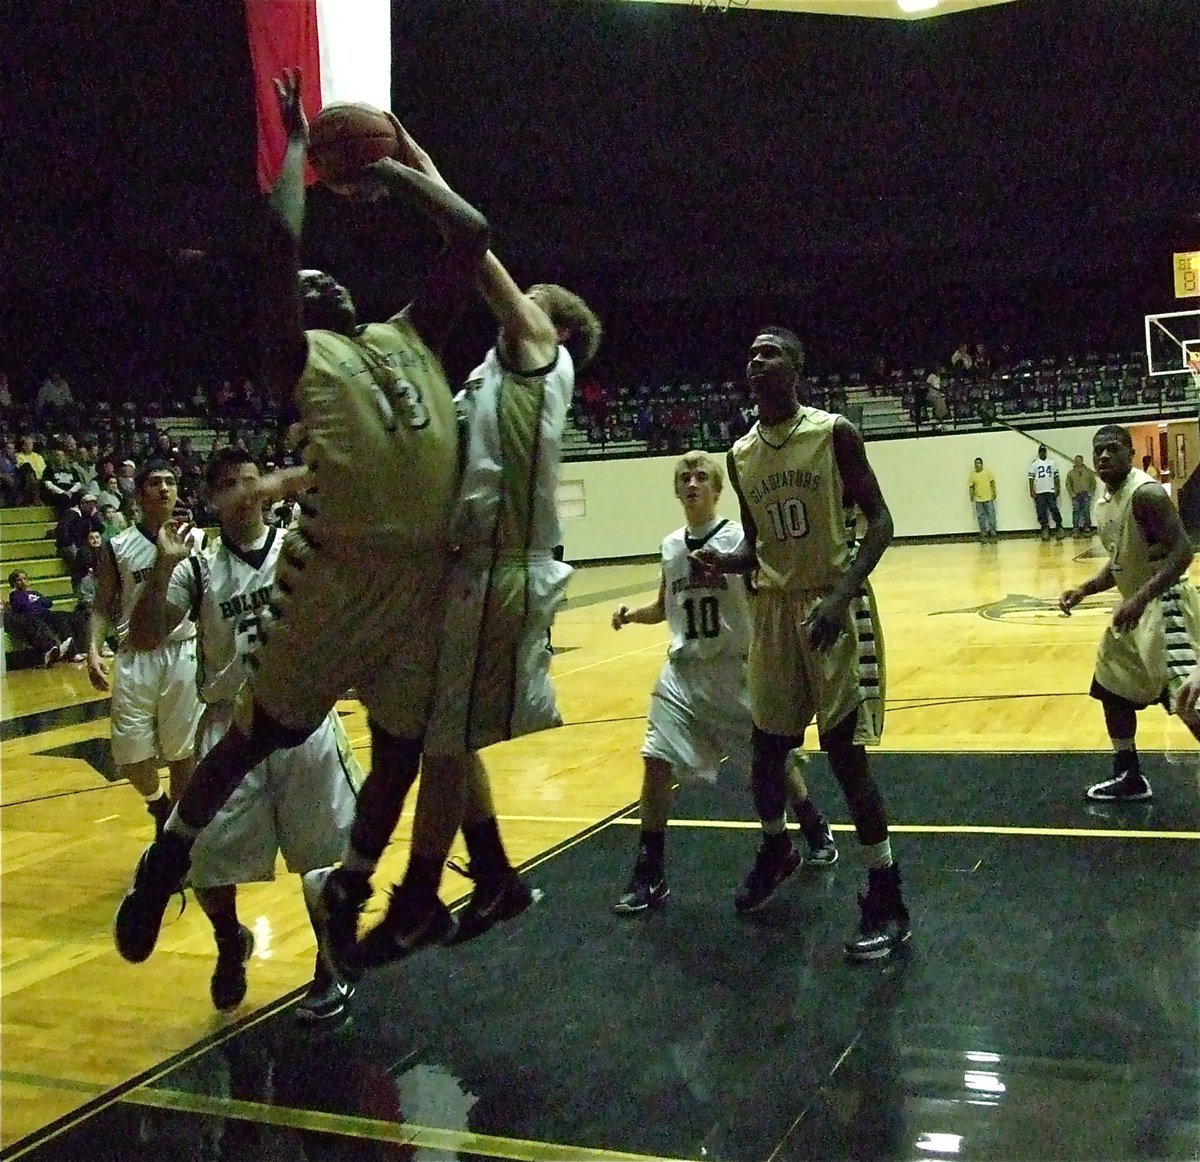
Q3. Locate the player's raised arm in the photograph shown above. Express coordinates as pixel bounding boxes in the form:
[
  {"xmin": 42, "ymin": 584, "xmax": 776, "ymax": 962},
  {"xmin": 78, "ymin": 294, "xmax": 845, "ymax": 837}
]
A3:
[{"xmin": 255, "ymin": 67, "xmax": 310, "ymax": 403}]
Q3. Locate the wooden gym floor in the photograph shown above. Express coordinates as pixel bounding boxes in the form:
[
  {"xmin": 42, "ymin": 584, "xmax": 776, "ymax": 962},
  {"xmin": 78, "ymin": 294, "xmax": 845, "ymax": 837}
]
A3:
[{"xmin": 2, "ymin": 538, "xmax": 1197, "ymax": 1160}]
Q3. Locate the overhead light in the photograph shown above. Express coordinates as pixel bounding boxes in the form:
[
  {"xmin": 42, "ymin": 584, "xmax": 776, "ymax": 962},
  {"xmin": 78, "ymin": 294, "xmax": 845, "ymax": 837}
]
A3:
[{"xmin": 898, "ymin": 0, "xmax": 939, "ymax": 11}]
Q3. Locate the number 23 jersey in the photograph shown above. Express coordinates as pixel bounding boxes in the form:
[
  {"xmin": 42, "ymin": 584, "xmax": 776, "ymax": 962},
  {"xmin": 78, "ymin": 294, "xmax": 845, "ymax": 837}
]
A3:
[
  {"xmin": 167, "ymin": 527, "xmax": 284, "ymax": 705},
  {"xmin": 662, "ymin": 519, "xmax": 750, "ymax": 665}
]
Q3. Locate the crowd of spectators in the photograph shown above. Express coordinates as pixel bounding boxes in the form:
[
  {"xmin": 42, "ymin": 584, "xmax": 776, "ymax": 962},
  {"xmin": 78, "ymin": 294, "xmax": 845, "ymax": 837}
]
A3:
[
  {"xmin": 571, "ymin": 344, "xmax": 1192, "ymax": 450},
  {"xmin": 1, "ymin": 370, "xmax": 303, "ymax": 666}
]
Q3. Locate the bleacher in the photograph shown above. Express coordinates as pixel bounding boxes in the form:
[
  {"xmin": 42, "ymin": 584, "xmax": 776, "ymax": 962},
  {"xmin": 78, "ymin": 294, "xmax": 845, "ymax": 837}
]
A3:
[{"xmin": 2, "ymin": 506, "xmax": 75, "ymax": 663}]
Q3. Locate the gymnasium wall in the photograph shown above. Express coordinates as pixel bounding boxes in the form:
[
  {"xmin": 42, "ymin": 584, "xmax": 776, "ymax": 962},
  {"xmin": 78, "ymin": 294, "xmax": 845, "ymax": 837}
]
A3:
[{"xmin": 558, "ymin": 421, "xmax": 1130, "ymax": 560}]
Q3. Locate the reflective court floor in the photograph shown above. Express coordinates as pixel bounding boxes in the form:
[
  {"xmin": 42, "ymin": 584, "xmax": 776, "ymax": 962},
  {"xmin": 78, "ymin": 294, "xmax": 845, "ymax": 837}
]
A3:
[{"xmin": 3, "ymin": 542, "xmax": 1199, "ymax": 1160}]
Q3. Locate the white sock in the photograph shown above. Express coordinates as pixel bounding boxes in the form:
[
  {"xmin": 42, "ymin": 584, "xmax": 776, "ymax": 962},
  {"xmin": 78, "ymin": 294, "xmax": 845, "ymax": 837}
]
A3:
[
  {"xmin": 861, "ymin": 839, "xmax": 893, "ymax": 869},
  {"xmin": 164, "ymin": 807, "xmax": 201, "ymax": 841}
]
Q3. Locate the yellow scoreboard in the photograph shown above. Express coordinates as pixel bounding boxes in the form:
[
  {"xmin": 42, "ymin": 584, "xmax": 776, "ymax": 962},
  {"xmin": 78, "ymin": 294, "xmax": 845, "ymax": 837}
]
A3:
[{"xmin": 1175, "ymin": 251, "xmax": 1200, "ymax": 298}]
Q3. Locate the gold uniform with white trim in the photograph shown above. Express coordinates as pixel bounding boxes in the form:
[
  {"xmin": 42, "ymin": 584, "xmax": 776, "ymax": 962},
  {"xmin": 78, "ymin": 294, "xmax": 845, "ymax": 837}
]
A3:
[
  {"xmin": 730, "ymin": 405, "xmax": 885, "ymax": 745},
  {"xmin": 1092, "ymin": 467, "xmax": 1200, "ymax": 709},
  {"xmin": 243, "ymin": 314, "xmax": 459, "ymax": 739}
]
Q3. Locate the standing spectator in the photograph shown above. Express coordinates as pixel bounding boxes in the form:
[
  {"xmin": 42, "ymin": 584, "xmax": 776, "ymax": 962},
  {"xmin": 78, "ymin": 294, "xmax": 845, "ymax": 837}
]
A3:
[
  {"xmin": 1028, "ymin": 445, "xmax": 1065, "ymax": 541},
  {"xmin": 41, "ymin": 447, "xmax": 84, "ymax": 515},
  {"xmin": 4, "ymin": 570, "xmax": 78, "ymax": 666},
  {"xmin": 950, "ymin": 343, "xmax": 974, "ymax": 372},
  {"xmin": 116, "ymin": 460, "xmax": 138, "ymax": 511},
  {"xmin": 14, "ymin": 436, "xmax": 46, "ymax": 504},
  {"xmin": 1141, "ymin": 455, "xmax": 1160, "ymax": 482},
  {"xmin": 35, "ymin": 371, "xmax": 74, "ymax": 422},
  {"xmin": 968, "ymin": 457, "xmax": 998, "ymax": 542},
  {"xmin": 1066, "ymin": 453, "xmax": 1097, "ymax": 538}
]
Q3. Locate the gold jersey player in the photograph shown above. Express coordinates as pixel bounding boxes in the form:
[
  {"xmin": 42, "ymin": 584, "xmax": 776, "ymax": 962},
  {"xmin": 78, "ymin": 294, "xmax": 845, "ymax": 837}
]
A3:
[
  {"xmin": 611, "ymin": 451, "xmax": 836, "ymax": 916},
  {"xmin": 1059, "ymin": 424, "xmax": 1200, "ymax": 801},
  {"xmin": 113, "ymin": 68, "xmax": 489, "ymax": 966},
  {"xmin": 692, "ymin": 327, "xmax": 910, "ymax": 961}
]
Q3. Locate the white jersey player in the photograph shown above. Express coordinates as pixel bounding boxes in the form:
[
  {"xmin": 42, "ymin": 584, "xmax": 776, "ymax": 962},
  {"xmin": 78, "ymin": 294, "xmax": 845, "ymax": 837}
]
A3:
[
  {"xmin": 88, "ymin": 460, "xmax": 204, "ymax": 834},
  {"xmin": 610, "ymin": 451, "xmax": 837, "ymax": 915},
  {"xmin": 129, "ymin": 449, "xmax": 360, "ymax": 1023}
]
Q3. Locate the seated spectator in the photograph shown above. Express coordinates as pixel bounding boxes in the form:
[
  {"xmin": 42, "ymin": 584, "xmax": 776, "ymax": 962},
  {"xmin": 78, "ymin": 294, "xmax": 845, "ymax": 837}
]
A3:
[
  {"xmin": 0, "ymin": 372, "xmax": 12, "ymax": 418},
  {"xmin": 116, "ymin": 459, "xmax": 137, "ymax": 509},
  {"xmin": 95, "ymin": 474, "xmax": 122, "ymax": 514},
  {"xmin": 56, "ymin": 493, "xmax": 105, "ymax": 574},
  {"xmin": 0, "ymin": 440, "xmax": 17, "ymax": 506},
  {"xmin": 14, "ymin": 436, "xmax": 46, "ymax": 505},
  {"xmin": 41, "ymin": 446, "xmax": 84, "ymax": 515},
  {"xmin": 3, "ymin": 570, "xmax": 80, "ymax": 667},
  {"xmin": 100, "ymin": 502, "xmax": 127, "ymax": 539},
  {"xmin": 71, "ymin": 529, "xmax": 105, "ymax": 599},
  {"xmin": 71, "ymin": 441, "xmax": 99, "ymax": 490}
]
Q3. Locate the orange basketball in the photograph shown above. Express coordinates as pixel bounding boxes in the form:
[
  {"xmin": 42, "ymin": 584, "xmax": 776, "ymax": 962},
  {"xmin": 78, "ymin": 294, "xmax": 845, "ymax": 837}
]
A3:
[{"xmin": 308, "ymin": 102, "xmax": 399, "ymax": 186}]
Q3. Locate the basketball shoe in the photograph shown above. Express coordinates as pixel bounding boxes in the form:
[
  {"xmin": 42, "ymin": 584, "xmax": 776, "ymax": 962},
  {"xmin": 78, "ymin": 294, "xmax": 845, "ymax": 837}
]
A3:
[
  {"xmin": 295, "ymin": 956, "xmax": 354, "ymax": 1025},
  {"xmin": 113, "ymin": 833, "xmax": 191, "ymax": 963},
  {"xmin": 1086, "ymin": 756, "xmax": 1152, "ymax": 802},
  {"xmin": 845, "ymin": 863, "xmax": 911, "ymax": 961},
  {"xmin": 444, "ymin": 861, "xmax": 535, "ymax": 944},
  {"xmin": 613, "ymin": 853, "xmax": 670, "ymax": 915},
  {"xmin": 211, "ymin": 924, "xmax": 254, "ymax": 1011},
  {"xmin": 735, "ymin": 835, "xmax": 802, "ymax": 913},
  {"xmin": 802, "ymin": 817, "xmax": 839, "ymax": 867},
  {"xmin": 356, "ymin": 883, "xmax": 455, "ymax": 970},
  {"xmin": 314, "ymin": 867, "xmax": 371, "ymax": 983}
]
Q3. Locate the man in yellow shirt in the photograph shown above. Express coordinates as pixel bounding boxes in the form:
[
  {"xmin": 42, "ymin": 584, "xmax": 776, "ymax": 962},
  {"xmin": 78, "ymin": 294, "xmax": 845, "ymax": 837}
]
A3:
[{"xmin": 968, "ymin": 457, "xmax": 998, "ymax": 542}]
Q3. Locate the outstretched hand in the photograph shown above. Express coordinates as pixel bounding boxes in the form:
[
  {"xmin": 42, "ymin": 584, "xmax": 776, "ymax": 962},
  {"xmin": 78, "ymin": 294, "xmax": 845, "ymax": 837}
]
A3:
[
  {"xmin": 157, "ymin": 520, "xmax": 195, "ymax": 570},
  {"xmin": 273, "ymin": 67, "xmax": 308, "ymax": 146}
]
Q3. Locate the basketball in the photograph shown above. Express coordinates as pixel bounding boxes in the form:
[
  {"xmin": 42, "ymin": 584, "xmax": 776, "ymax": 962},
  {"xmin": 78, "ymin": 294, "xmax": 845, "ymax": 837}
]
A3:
[{"xmin": 308, "ymin": 102, "xmax": 399, "ymax": 185}]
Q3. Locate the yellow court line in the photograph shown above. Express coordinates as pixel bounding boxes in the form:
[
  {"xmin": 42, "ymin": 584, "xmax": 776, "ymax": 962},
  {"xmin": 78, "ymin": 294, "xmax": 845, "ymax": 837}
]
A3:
[
  {"xmin": 608, "ymin": 818, "xmax": 1200, "ymax": 840},
  {"xmin": 553, "ymin": 637, "xmax": 667, "ymax": 681},
  {"xmin": 120, "ymin": 1088, "xmax": 685, "ymax": 1162}
]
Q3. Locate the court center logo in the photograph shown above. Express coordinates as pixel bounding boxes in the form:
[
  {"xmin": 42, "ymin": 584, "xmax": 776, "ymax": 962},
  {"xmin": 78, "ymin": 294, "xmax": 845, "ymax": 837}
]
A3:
[{"xmin": 931, "ymin": 592, "xmax": 1116, "ymax": 626}]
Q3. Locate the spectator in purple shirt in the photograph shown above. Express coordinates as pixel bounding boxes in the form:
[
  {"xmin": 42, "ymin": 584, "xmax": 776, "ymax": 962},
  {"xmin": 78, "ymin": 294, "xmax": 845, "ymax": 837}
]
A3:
[{"xmin": 4, "ymin": 570, "xmax": 80, "ymax": 666}]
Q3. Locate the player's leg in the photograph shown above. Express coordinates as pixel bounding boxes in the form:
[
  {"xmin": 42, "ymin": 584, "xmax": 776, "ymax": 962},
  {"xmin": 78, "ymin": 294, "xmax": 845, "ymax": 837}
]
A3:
[
  {"xmin": 195, "ymin": 885, "xmax": 254, "ymax": 1011},
  {"xmin": 317, "ymin": 718, "xmax": 423, "ymax": 979},
  {"xmin": 113, "ymin": 701, "xmax": 306, "ymax": 964},
  {"xmin": 821, "ymin": 712, "xmax": 910, "ymax": 961},
  {"xmin": 1086, "ymin": 679, "xmax": 1151, "ymax": 799},
  {"xmin": 110, "ymin": 650, "xmax": 174, "ymax": 833},
  {"xmin": 442, "ymin": 755, "xmax": 535, "ymax": 944},
  {"xmin": 614, "ymin": 756, "xmax": 674, "ymax": 915},
  {"xmin": 785, "ymin": 751, "xmax": 838, "ymax": 866},
  {"xmin": 354, "ymin": 747, "xmax": 464, "ymax": 969}
]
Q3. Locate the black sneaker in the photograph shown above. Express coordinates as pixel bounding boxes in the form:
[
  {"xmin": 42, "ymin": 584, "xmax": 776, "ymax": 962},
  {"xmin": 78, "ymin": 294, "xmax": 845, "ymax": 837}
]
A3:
[
  {"xmin": 295, "ymin": 960, "xmax": 354, "ymax": 1025},
  {"xmin": 444, "ymin": 862, "xmax": 535, "ymax": 945},
  {"xmin": 210, "ymin": 924, "xmax": 253, "ymax": 1011},
  {"xmin": 734, "ymin": 838, "xmax": 802, "ymax": 913},
  {"xmin": 146, "ymin": 796, "xmax": 172, "ymax": 840},
  {"xmin": 803, "ymin": 819, "xmax": 839, "ymax": 867},
  {"xmin": 845, "ymin": 863, "xmax": 912, "ymax": 962},
  {"xmin": 114, "ymin": 834, "xmax": 191, "ymax": 963},
  {"xmin": 1086, "ymin": 768, "xmax": 1152, "ymax": 802},
  {"xmin": 314, "ymin": 868, "xmax": 371, "ymax": 984},
  {"xmin": 613, "ymin": 860, "xmax": 669, "ymax": 915},
  {"xmin": 356, "ymin": 884, "xmax": 455, "ymax": 970}
]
